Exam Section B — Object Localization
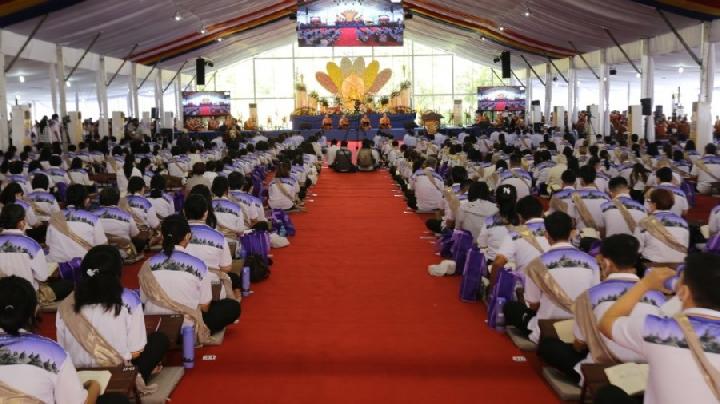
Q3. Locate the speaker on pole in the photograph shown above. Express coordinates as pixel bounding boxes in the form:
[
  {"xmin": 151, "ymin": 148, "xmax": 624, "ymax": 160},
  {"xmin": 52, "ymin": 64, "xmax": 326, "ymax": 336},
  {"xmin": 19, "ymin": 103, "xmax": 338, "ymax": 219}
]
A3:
[
  {"xmin": 151, "ymin": 107, "xmax": 158, "ymax": 119},
  {"xmin": 640, "ymin": 98, "xmax": 652, "ymax": 115},
  {"xmin": 196, "ymin": 58, "xmax": 206, "ymax": 86},
  {"xmin": 500, "ymin": 51, "xmax": 511, "ymax": 79}
]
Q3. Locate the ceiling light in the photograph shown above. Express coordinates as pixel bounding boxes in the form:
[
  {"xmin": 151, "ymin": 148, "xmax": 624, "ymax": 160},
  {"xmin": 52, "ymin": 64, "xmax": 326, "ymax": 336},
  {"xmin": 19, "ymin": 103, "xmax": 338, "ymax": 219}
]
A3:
[
  {"xmin": 66, "ymin": 81, "xmax": 71, "ymax": 88},
  {"xmin": 217, "ymin": 37, "xmax": 223, "ymax": 42},
  {"xmin": 519, "ymin": 86, "xmax": 525, "ymax": 91},
  {"xmin": 603, "ymin": 77, "xmax": 607, "ymax": 81},
  {"xmin": 200, "ymin": 26, "xmax": 207, "ymax": 35},
  {"xmin": 499, "ymin": 26, "xmax": 504, "ymax": 31},
  {"xmin": 18, "ymin": 75, "xmax": 24, "ymax": 83},
  {"xmin": 635, "ymin": 72, "xmax": 641, "ymax": 78},
  {"xmin": 481, "ymin": 36, "xmax": 486, "ymax": 41},
  {"xmin": 174, "ymin": 10, "xmax": 182, "ymax": 21},
  {"xmin": 524, "ymin": 8, "xmax": 530, "ymax": 17},
  {"xmin": 678, "ymin": 67, "xmax": 684, "ymax": 73}
]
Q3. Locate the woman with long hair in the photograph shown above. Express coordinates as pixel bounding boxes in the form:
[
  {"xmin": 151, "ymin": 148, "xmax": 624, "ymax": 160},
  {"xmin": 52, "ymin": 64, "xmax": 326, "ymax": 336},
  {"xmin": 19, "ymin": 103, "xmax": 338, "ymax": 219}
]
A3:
[
  {"xmin": 147, "ymin": 174, "xmax": 175, "ymax": 220},
  {"xmin": 629, "ymin": 162, "xmax": 649, "ymax": 203},
  {"xmin": 0, "ymin": 181, "xmax": 39, "ymax": 228},
  {"xmin": 56, "ymin": 245, "xmax": 168, "ymax": 383},
  {"xmin": 476, "ymin": 184, "xmax": 519, "ymax": 263}
]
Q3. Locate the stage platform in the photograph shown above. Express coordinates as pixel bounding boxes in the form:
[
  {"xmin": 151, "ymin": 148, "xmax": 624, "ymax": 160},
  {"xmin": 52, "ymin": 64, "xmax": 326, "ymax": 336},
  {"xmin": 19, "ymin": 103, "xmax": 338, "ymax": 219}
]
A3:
[
  {"xmin": 291, "ymin": 113, "xmax": 416, "ymax": 131},
  {"xmin": 187, "ymin": 129, "xmax": 406, "ymax": 141}
]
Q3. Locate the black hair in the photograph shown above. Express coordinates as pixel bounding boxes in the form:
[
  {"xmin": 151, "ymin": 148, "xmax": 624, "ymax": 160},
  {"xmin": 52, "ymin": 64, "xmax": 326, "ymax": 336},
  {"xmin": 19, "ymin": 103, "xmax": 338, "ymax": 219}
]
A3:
[
  {"xmin": 656, "ymin": 167, "xmax": 673, "ymax": 183},
  {"xmin": 561, "ymin": 170, "xmax": 576, "ymax": 185},
  {"xmin": 127, "ymin": 176, "xmax": 145, "ymax": 194},
  {"xmin": 149, "ymin": 174, "xmax": 166, "ymax": 199},
  {"xmin": 467, "ymin": 182, "xmax": 490, "ymax": 202},
  {"xmin": 123, "ymin": 154, "xmax": 135, "ymax": 178},
  {"xmin": 0, "ymin": 203, "xmax": 25, "ymax": 230},
  {"xmin": 31, "ymin": 173, "xmax": 49, "ymax": 190},
  {"xmin": 600, "ymin": 234, "xmax": 639, "ymax": 269},
  {"xmin": 579, "ymin": 165, "xmax": 596, "ymax": 184},
  {"xmin": 227, "ymin": 172, "xmax": 244, "ymax": 190},
  {"xmin": 0, "ymin": 276, "xmax": 37, "ymax": 335},
  {"xmin": 161, "ymin": 214, "xmax": 190, "ymax": 257},
  {"xmin": 48, "ymin": 155, "xmax": 62, "ymax": 167},
  {"xmin": 211, "ymin": 176, "xmax": 229, "ymax": 198},
  {"xmin": 450, "ymin": 166, "xmax": 468, "ymax": 184},
  {"xmin": 683, "ymin": 253, "xmax": 720, "ymax": 311},
  {"xmin": 99, "ymin": 187, "xmax": 120, "ymax": 206},
  {"xmin": 192, "ymin": 162, "xmax": 206, "ymax": 176},
  {"xmin": 187, "ymin": 186, "xmax": 217, "ymax": 228},
  {"xmin": 544, "ymin": 211, "xmax": 573, "ymax": 241},
  {"xmin": 705, "ymin": 143, "xmax": 717, "ymax": 155},
  {"xmin": 8, "ymin": 161, "xmax": 23, "ymax": 175},
  {"xmin": 74, "ymin": 245, "xmax": 124, "ymax": 316},
  {"xmin": 65, "ymin": 183, "xmax": 88, "ymax": 208},
  {"xmin": 516, "ymin": 196, "xmax": 543, "ymax": 221},
  {"xmin": 70, "ymin": 158, "xmax": 83, "ymax": 170},
  {"xmin": 608, "ymin": 176, "xmax": 629, "ymax": 192},
  {"xmin": 0, "ymin": 183, "xmax": 23, "ymax": 205},
  {"xmin": 184, "ymin": 193, "xmax": 209, "ymax": 221},
  {"xmin": 495, "ymin": 184, "xmax": 518, "ymax": 225}
]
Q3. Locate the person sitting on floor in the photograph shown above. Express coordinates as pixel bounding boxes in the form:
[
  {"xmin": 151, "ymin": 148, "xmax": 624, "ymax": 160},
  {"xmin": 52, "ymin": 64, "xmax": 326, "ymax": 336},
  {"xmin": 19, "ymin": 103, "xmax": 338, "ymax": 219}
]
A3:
[
  {"xmin": 26, "ymin": 173, "xmax": 61, "ymax": 223},
  {"xmin": 646, "ymin": 167, "xmax": 688, "ymax": 218},
  {"xmin": 476, "ymin": 185, "xmax": 519, "ymax": 264},
  {"xmin": 0, "ymin": 204, "xmax": 73, "ymax": 304},
  {"xmin": 690, "ymin": 143, "xmax": 720, "ymax": 195},
  {"xmin": 185, "ymin": 162, "xmax": 212, "ymax": 194},
  {"xmin": 547, "ymin": 170, "xmax": 576, "ymax": 214},
  {"xmin": 46, "ymin": 184, "xmax": 107, "ymax": 264},
  {"xmin": 356, "ymin": 139, "xmax": 378, "ymax": 172},
  {"xmin": 0, "ymin": 182, "xmax": 40, "ymax": 230},
  {"xmin": 455, "ymin": 181, "xmax": 498, "ymax": 240},
  {"xmin": 410, "ymin": 157, "xmax": 444, "ymax": 212},
  {"xmin": 598, "ymin": 254, "xmax": 720, "ymax": 404},
  {"xmin": 269, "ymin": 163, "xmax": 301, "ymax": 211},
  {"xmin": 327, "ymin": 139, "xmax": 340, "ymax": 167},
  {"xmin": 635, "ymin": 188, "xmax": 688, "ymax": 267},
  {"xmin": 537, "ymin": 234, "xmax": 665, "ymax": 384},
  {"xmin": 94, "ymin": 188, "xmax": 143, "ymax": 262},
  {"xmin": 56, "ymin": 245, "xmax": 169, "ymax": 387},
  {"xmin": 185, "ymin": 194, "xmax": 243, "ymax": 301},
  {"xmin": 147, "ymin": 175, "xmax": 176, "ymax": 220},
  {"xmin": 568, "ymin": 165, "xmax": 610, "ymax": 233},
  {"xmin": 503, "ymin": 211, "xmax": 600, "ymax": 343},
  {"xmin": 497, "ymin": 154, "xmax": 532, "ymax": 199},
  {"xmin": 211, "ymin": 176, "xmax": 246, "ymax": 238},
  {"xmin": 141, "ymin": 214, "xmax": 240, "ymax": 337},
  {"xmin": 425, "ymin": 166, "xmax": 468, "ymax": 234},
  {"xmin": 0, "ymin": 276, "xmax": 126, "ymax": 404},
  {"xmin": 125, "ymin": 176, "xmax": 160, "ymax": 233},
  {"xmin": 227, "ymin": 172, "xmax": 267, "ymax": 229},
  {"xmin": 332, "ymin": 141, "xmax": 355, "ymax": 173},
  {"xmin": 601, "ymin": 177, "xmax": 647, "ymax": 238}
]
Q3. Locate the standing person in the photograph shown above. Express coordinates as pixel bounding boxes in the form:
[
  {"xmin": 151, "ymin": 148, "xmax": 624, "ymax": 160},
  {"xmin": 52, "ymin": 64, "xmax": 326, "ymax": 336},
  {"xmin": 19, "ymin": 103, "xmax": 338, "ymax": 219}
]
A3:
[
  {"xmin": 0, "ymin": 276, "xmax": 126, "ymax": 404},
  {"xmin": 56, "ymin": 245, "xmax": 169, "ymax": 385},
  {"xmin": 49, "ymin": 114, "xmax": 63, "ymax": 144}
]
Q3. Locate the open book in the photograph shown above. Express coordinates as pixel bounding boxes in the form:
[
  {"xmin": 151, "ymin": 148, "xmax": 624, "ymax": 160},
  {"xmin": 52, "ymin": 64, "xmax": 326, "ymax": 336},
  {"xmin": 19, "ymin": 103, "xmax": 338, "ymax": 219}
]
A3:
[
  {"xmin": 77, "ymin": 370, "xmax": 112, "ymax": 395},
  {"xmin": 604, "ymin": 363, "xmax": 648, "ymax": 396},
  {"xmin": 553, "ymin": 319, "xmax": 575, "ymax": 344}
]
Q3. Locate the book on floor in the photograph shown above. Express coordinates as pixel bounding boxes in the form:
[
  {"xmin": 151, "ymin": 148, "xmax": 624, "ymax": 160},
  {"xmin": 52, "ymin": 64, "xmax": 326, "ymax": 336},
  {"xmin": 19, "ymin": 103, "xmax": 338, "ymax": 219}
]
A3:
[{"xmin": 604, "ymin": 363, "xmax": 648, "ymax": 396}]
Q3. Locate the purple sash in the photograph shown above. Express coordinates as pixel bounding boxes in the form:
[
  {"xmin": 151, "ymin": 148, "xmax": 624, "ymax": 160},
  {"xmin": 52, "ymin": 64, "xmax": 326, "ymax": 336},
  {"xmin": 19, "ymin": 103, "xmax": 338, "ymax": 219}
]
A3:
[
  {"xmin": 459, "ymin": 246, "xmax": 486, "ymax": 302},
  {"xmin": 58, "ymin": 257, "xmax": 83, "ymax": 283},
  {"xmin": 450, "ymin": 230, "xmax": 473, "ymax": 274},
  {"xmin": 487, "ymin": 268, "xmax": 518, "ymax": 329},
  {"xmin": 271, "ymin": 209, "xmax": 296, "ymax": 236},
  {"xmin": 706, "ymin": 232, "xmax": 720, "ymax": 255},
  {"xmin": 251, "ymin": 173, "xmax": 264, "ymax": 198},
  {"xmin": 435, "ymin": 231, "xmax": 454, "ymax": 258}
]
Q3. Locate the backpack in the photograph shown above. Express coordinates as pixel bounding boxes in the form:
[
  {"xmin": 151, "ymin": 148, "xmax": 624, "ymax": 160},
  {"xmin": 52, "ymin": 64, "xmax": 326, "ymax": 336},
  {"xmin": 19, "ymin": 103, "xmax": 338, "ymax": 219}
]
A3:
[
  {"xmin": 246, "ymin": 253, "xmax": 270, "ymax": 282},
  {"xmin": 357, "ymin": 149, "xmax": 374, "ymax": 168}
]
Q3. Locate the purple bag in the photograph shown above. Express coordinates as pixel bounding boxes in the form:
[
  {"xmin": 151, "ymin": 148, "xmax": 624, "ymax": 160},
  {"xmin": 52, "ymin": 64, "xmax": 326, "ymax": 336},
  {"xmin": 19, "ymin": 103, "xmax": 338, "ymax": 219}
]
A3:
[
  {"xmin": 435, "ymin": 231, "xmax": 454, "ymax": 258},
  {"xmin": 487, "ymin": 268, "xmax": 517, "ymax": 329},
  {"xmin": 705, "ymin": 232, "xmax": 720, "ymax": 255},
  {"xmin": 240, "ymin": 230, "xmax": 270, "ymax": 264},
  {"xmin": 58, "ymin": 257, "xmax": 83, "ymax": 283},
  {"xmin": 450, "ymin": 230, "xmax": 473, "ymax": 274},
  {"xmin": 173, "ymin": 190, "xmax": 185, "ymax": 213},
  {"xmin": 681, "ymin": 180, "xmax": 696, "ymax": 208},
  {"xmin": 271, "ymin": 209, "xmax": 296, "ymax": 237},
  {"xmin": 459, "ymin": 246, "xmax": 486, "ymax": 302}
]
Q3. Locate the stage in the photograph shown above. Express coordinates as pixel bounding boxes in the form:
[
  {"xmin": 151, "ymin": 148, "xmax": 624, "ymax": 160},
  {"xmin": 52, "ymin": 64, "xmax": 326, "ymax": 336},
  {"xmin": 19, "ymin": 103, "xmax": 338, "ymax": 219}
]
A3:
[
  {"xmin": 187, "ymin": 128, "xmax": 407, "ymax": 142},
  {"xmin": 291, "ymin": 113, "xmax": 416, "ymax": 131}
]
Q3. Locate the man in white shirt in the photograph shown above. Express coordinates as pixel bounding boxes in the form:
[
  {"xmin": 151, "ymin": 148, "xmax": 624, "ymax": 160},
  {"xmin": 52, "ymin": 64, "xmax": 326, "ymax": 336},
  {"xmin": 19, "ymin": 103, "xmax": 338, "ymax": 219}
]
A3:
[
  {"xmin": 649, "ymin": 167, "xmax": 688, "ymax": 217},
  {"xmin": 26, "ymin": 173, "xmax": 61, "ymax": 222},
  {"xmin": 497, "ymin": 154, "xmax": 532, "ymax": 199},
  {"xmin": 537, "ymin": 234, "xmax": 664, "ymax": 384},
  {"xmin": 690, "ymin": 143, "xmax": 720, "ymax": 194},
  {"xmin": 503, "ymin": 211, "xmax": 600, "ymax": 343},
  {"xmin": 569, "ymin": 165, "xmax": 610, "ymax": 232},
  {"xmin": 49, "ymin": 114, "xmax": 62, "ymax": 144},
  {"xmin": 410, "ymin": 158, "xmax": 444, "ymax": 211},
  {"xmin": 403, "ymin": 126, "xmax": 418, "ymax": 148},
  {"xmin": 601, "ymin": 177, "xmax": 647, "ymax": 237},
  {"xmin": 634, "ymin": 188, "xmax": 689, "ymax": 265},
  {"xmin": 492, "ymin": 195, "xmax": 549, "ymax": 276},
  {"xmin": 599, "ymin": 253, "xmax": 720, "ymax": 404}
]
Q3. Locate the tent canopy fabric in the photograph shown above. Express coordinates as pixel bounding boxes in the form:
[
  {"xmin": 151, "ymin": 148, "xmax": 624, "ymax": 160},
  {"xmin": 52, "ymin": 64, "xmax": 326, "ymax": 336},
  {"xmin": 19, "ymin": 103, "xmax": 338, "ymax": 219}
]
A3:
[{"xmin": 0, "ymin": 0, "xmax": 711, "ymax": 73}]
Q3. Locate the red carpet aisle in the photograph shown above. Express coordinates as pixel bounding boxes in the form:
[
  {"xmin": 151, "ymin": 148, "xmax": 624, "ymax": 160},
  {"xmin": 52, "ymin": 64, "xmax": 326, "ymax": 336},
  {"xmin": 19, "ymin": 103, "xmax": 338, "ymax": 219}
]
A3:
[{"xmin": 169, "ymin": 169, "xmax": 558, "ymax": 404}]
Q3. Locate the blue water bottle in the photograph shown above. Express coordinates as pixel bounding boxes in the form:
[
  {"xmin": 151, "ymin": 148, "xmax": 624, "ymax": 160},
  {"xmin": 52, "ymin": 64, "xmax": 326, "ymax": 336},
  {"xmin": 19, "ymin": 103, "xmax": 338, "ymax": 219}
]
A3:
[
  {"xmin": 242, "ymin": 266, "xmax": 251, "ymax": 297},
  {"xmin": 496, "ymin": 297, "xmax": 507, "ymax": 330},
  {"xmin": 181, "ymin": 325, "xmax": 195, "ymax": 369},
  {"xmin": 279, "ymin": 225, "xmax": 287, "ymax": 238}
]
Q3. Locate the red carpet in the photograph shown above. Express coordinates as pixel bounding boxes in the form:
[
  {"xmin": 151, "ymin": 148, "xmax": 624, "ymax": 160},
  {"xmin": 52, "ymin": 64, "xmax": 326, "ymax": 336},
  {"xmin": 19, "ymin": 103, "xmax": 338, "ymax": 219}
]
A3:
[
  {"xmin": 167, "ymin": 169, "xmax": 558, "ymax": 403},
  {"xmin": 333, "ymin": 27, "xmax": 396, "ymax": 47}
]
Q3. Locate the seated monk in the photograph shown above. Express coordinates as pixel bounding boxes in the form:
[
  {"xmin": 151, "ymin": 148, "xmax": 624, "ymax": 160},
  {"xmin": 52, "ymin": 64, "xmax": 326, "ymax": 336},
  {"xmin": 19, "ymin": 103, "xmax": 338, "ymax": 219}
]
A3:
[
  {"xmin": 379, "ymin": 113, "xmax": 391, "ymax": 129},
  {"xmin": 338, "ymin": 115, "xmax": 350, "ymax": 130},
  {"xmin": 322, "ymin": 114, "xmax": 333, "ymax": 130},
  {"xmin": 360, "ymin": 114, "xmax": 371, "ymax": 131}
]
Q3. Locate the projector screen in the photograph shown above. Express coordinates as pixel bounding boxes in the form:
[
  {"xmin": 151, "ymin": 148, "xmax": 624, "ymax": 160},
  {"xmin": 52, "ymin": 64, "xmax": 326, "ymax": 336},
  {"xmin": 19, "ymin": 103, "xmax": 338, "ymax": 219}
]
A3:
[
  {"xmin": 182, "ymin": 91, "xmax": 231, "ymax": 117},
  {"xmin": 297, "ymin": 0, "xmax": 404, "ymax": 47},
  {"xmin": 477, "ymin": 86, "xmax": 526, "ymax": 112}
]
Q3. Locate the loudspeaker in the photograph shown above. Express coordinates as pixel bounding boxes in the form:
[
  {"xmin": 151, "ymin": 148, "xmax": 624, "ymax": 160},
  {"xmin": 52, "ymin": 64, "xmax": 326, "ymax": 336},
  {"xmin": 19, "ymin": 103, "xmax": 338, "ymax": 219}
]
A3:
[
  {"xmin": 196, "ymin": 58, "xmax": 206, "ymax": 86},
  {"xmin": 500, "ymin": 51, "xmax": 511, "ymax": 79},
  {"xmin": 531, "ymin": 100, "xmax": 540, "ymax": 106},
  {"xmin": 640, "ymin": 98, "xmax": 652, "ymax": 115},
  {"xmin": 151, "ymin": 107, "xmax": 158, "ymax": 119}
]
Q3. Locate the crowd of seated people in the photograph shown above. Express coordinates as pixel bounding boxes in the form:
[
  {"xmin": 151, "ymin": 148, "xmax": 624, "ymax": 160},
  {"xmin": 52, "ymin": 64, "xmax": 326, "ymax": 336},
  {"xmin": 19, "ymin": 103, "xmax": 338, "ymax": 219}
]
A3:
[
  {"xmin": 0, "ymin": 130, "xmax": 323, "ymax": 402},
  {"xmin": 298, "ymin": 28, "xmax": 340, "ymax": 46},
  {"xmin": 381, "ymin": 123, "xmax": 720, "ymax": 403},
  {"xmin": 356, "ymin": 26, "xmax": 403, "ymax": 44}
]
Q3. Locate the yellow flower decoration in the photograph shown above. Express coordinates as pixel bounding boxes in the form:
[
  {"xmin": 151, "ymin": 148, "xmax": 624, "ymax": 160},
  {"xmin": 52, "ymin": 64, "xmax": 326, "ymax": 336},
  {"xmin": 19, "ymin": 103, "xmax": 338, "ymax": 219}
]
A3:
[{"xmin": 315, "ymin": 57, "xmax": 392, "ymax": 108}]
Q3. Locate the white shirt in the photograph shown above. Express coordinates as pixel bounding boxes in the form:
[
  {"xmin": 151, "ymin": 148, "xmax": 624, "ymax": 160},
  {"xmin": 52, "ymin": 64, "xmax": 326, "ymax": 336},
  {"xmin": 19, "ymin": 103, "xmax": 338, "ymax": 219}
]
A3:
[
  {"xmin": 708, "ymin": 204, "xmax": 720, "ymax": 236},
  {"xmin": 611, "ymin": 307, "xmax": 720, "ymax": 404},
  {"xmin": 26, "ymin": 189, "xmax": 61, "ymax": 222},
  {"xmin": 268, "ymin": 178, "xmax": 298, "ymax": 210},
  {"xmin": 148, "ymin": 193, "xmax": 175, "ymax": 219},
  {"xmin": 411, "ymin": 169, "xmax": 444, "ymax": 211},
  {"xmin": 57, "ymin": 289, "xmax": 147, "ymax": 367},
  {"xmin": 126, "ymin": 194, "xmax": 160, "ymax": 229},
  {"xmin": 601, "ymin": 194, "xmax": 647, "ymax": 237},
  {"xmin": 0, "ymin": 331, "xmax": 87, "ymax": 404},
  {"xmin": 456, "ymin": 200, "xmax": 499, "ymax": 239},
  {"xmin": 403, "ymin": 134, "xmax": 417, "ymax": 147},
  {"xmin": 476, "ymin": 214, "xmax": 510, "ymax": 261},
  {"xmin": 141, "ymin": 246, "xmax": 213, "ymax": 316},
  {"xmin": 573, "ymin": 273, "xmax": 665, "ymax": 376},
  {"xmin": 0, "ymin": 229, "xmax": 49, "ymax": 289},
  {"xmin": 212, "ymin": 198, "xmax": 246, "ymax": 236},
  {"xmin": 567, "ymin": 187, "xmax": 610, "ymax": 231},
  {"xmin": 634, "ymin": 210, "xmax": 689, "ymax": 263},
  {"xmin": 46, "ymin": 208, "xmax": 108, "ymax": 263},
  {"xmin": 327, "ymin": 145, "xmax": 340, "ymax": 166},
  {"xmin": 496, "ymin": 218, "xmax": 549, "ymax": 273},
  {"xmin": 525, "ymin": 242, "xmax": 600, "ymax": 342},
  {"xmin": 185, "ymin": 222, "xmax": 233, "ymax": 298},
  {"xmin": 93, "ymin": 206, "xmax": 140, "ymax": 240}
]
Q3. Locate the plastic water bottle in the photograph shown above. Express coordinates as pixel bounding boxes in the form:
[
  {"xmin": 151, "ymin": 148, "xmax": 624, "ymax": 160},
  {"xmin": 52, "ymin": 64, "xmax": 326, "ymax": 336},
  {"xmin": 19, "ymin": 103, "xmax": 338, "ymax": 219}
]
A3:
[
  {"xmin": 279, "ymin": 225, "xmax": 287, "ymax": 238},
  {"xmin": 496, "ymin": 297, "xmax": 506, "ymax": 329},
  {"xmin": 181, "ymin": 325, "xmax": 195, "ymax": 369},
  {"xmin": 242, "ymin": 266, "xmax": 251, "ymax": 297}
]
